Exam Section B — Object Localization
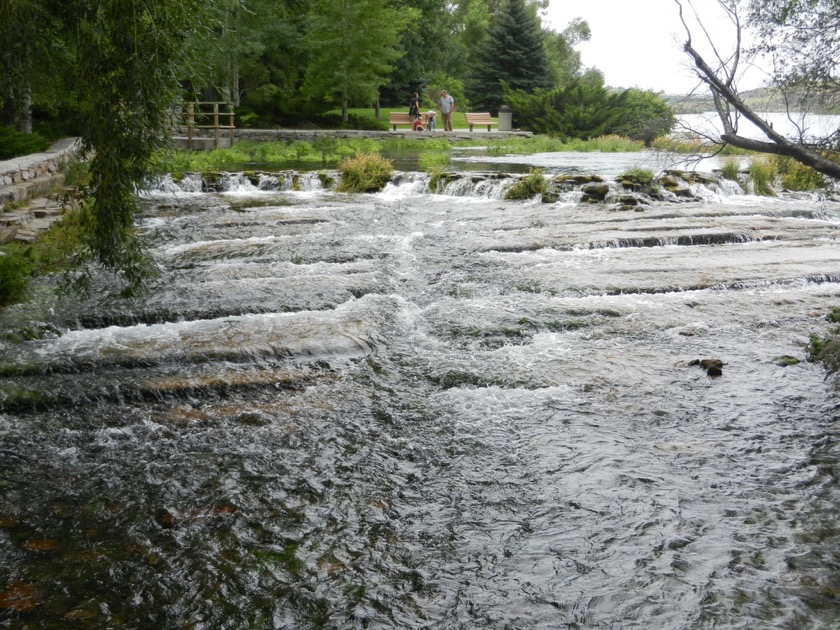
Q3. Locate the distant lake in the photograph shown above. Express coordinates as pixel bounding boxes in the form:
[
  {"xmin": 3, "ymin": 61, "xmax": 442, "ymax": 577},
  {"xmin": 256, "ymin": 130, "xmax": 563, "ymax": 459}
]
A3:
[{"xmin": 676, "ymin": 111, "xmax": 840, "ymax": 142}]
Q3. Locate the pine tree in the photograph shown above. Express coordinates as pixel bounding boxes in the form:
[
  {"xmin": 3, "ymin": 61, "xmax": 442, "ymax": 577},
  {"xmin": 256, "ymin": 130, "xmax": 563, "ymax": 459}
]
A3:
[{"xmin": 468, "ymin": 0, "xmax": 551, "ymax": 114}]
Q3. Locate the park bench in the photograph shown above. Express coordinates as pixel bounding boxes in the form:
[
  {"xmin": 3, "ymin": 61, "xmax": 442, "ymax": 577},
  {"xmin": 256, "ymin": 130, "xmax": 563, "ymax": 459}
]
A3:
[
  {"xmin": 389, "ymin": 112, "xmax": 427, "ymax": 130},
  {"xmin": 465, "ymin": 112, "xmax": 497, "ymax": 132}
]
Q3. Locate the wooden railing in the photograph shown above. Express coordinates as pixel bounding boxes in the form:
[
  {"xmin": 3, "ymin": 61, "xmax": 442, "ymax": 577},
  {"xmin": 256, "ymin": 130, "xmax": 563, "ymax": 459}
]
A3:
[{"xmin": 172, "ymin": 102, "xmax": 236, "ymax": 150}]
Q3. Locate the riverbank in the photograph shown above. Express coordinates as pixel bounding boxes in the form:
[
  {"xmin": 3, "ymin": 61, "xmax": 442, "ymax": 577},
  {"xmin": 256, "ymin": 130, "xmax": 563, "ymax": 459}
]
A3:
[
  {"xmin": 171, "ymin": 127, "xmax": 532, "ymax": 150},
  {"xmin": 0, "ymin": 130, "xmax": 533, "ymax": 241}
]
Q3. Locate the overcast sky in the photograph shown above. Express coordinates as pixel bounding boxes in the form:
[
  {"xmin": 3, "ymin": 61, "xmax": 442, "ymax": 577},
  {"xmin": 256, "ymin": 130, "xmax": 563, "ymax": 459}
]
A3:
[{"xmin": 543, "ymin": 0, "xmax": 769, "ymax": 94}]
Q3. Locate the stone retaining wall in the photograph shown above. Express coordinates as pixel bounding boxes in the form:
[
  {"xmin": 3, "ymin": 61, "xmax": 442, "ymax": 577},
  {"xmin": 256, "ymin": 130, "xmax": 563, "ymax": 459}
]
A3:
[{"xmin": 0, "ymin": 138, "xmax": 82, "ymax": 209}]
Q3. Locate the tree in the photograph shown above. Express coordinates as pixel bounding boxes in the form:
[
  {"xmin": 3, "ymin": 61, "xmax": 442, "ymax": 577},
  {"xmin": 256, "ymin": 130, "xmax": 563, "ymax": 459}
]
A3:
[
  {"xmin": 746, "ymin": 0, "xmax": 839, "ymax": 94},
  {"xmin": 610, "ymin": 88, "xmax": 676, "ymax": 146},
  {"xmin": 468, "ymin": 0, "xmax": 552, "ymax": 114},
  {"xmin": 192, "ymin": 0, "xmax": 300, "ymax": 108},
  {"xmin": 0, "ymin": 0, "xmax": 68, "ymax": 132},
  {"xmin": 302, "ymin": 0, "xmax": 415, "ymax": 122},
  {"xmin": 544, "ymin": 17, "xmax": 590, "ymax": 88},
  {"xmin": 2, "ymin": 1, "xmax": 213, "ymax": 296},
  {"xmin": 675, "ymin": 0, "xmax": 840, "ymax": 181},
  {"xmin": 382, "ymin": 0, "xmax": 452, "ymax": 106}
]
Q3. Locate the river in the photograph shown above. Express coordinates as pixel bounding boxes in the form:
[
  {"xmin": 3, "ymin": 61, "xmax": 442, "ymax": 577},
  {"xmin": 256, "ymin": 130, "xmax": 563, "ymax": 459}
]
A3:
[{"xmin": 1, "ymin": 150, "xmax": 839, "ymax": 628}]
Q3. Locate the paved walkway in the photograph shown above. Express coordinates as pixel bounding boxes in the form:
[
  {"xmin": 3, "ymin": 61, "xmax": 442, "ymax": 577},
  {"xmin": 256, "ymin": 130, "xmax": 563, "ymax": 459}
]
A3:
[{"xmin": 0, "ymin": 138, "xmax": 80, "ymax": 245}]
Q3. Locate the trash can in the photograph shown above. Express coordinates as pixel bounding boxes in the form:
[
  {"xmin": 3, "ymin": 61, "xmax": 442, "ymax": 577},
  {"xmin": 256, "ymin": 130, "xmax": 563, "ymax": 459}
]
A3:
[{"xmin": 498, "ymin": 105, "xmax": 512, "ymax": 132}]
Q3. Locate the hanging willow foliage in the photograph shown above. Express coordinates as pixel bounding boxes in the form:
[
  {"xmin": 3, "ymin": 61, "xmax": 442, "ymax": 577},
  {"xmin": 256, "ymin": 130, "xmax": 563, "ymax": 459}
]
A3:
[{"xmin": 68, "ymin": 0, "xmax": 210, "ymax": 296}]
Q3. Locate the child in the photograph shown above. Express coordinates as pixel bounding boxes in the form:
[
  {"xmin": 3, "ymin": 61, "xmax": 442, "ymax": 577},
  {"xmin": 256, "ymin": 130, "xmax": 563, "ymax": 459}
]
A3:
[
  {"xmin": 412, "ymin": 116, "xmax": 424, "ymax": 132},
  {"xmin": 426, "ymin": 110, "xmax": 436, "ymax": 131}
]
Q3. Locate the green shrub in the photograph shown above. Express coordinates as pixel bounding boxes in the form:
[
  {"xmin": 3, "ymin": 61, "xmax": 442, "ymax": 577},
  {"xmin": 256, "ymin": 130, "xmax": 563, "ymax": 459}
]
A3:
[
  {"xmin": 336, "ymin": 152, "xmax": 394, "ymax": 193},
  {"xmin": 504, "ymin": 168, "xmax": 547, "ymax": 200},
  {"xmin": 748, "ymin": 158, "xmax": 778, "ymax": 196},
  {"xmin": 0, "ymin": 251, "xmax": 33, "ymax": 305},
  {"xmin": 63, "ymin": 158, "xmax": 91, "ymax": 189},
  {"xmin": 0, "ymin": 126, "xmax": 50, "ymax": 160},
  {"xmin": 0, "ymin": 207, "xmax": 90, "ymax": 307}
]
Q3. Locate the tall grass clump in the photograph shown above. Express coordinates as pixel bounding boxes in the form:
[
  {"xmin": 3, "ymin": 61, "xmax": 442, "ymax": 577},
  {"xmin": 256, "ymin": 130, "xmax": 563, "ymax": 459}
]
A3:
[
  {"xmin": 418, "ymin": 151, "xmax": 450, "ymax": 172},
  {"xmin": 772, "ymin": 155, "xmax": 827, "ymax": 191},
  {"xmin": 336, "ymin": 152, "xmax": 394, "ymax": 193},
  {"xmin": 720, "ymin": 157, "xmax": 741, "ymax": 182},
  {"xmin": 748, "ymin": 158, "xmax": 778, "ymax": 196}
]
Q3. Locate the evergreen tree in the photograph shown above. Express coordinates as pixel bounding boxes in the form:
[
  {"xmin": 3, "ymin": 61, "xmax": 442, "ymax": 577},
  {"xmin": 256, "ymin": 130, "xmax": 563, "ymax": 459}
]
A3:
[
  {"xmin": 501, "ymin": 74, "xmax": 674, "ymax": 143},
  {"xmin": 467, "ymin": 0, "xmax": 551, "ymax": 114}
]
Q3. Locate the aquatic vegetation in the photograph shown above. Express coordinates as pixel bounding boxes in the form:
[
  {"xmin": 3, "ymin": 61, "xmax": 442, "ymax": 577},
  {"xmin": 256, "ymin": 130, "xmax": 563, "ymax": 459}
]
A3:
[
  {"xmin": 483, "ymin": 134, "xmax": 644, "ymax": 155},
  {"xmin": 619, "ymin": 167, "xmax": 655, "ymax": 186},
  {"xmin": 651, "ymin": 136, "xmax": 748, "ymax": 155},
  {"xmin": 807, "ymin": 331, "xmax": 840, "ymax": 375},
  {"xmin": 720, "ymin": 157, "xmax": 742, "ymax": 182},
  {"xmin": 418, "ymin": 151, "xmax": 450, "ymax": 172},
  {"xmin": 504, "ymin": 168, "xmax": 547, "ymax": 200},
  {"xmin": 772, "ymin": 155, "xmax": 827, "ymax": 191},
  {"xmin": 0, "ymin": 253, "xmax": 32, "ymax": 306}
]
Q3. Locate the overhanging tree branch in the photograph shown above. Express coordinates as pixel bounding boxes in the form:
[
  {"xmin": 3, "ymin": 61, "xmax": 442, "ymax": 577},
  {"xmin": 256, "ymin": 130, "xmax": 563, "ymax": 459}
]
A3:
[{"xmin": 675, "ymin": 0, "xmax": 840, "ymax": 181}]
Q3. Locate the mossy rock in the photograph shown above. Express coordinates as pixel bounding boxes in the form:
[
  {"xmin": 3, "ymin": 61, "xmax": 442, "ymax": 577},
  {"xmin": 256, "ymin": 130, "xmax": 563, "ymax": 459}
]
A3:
[
  {"xmin": 665, "ymin": 170, "xmax": 718, "ymax": 186},
  {"xmin": 553, "ymin": 174, "xmax": 604, "ymax": 185},
  {"xmin": 660, "ymin": 175, "xmax": 684, "ymax": 189},
  {"xmin": 581, "ymin": 182, "xmax": 609, "ymax": 201}
]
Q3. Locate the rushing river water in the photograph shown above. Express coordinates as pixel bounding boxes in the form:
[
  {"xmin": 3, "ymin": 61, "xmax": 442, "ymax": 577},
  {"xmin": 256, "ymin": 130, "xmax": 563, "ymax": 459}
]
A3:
[{"xmin": 1, "ymin": 151, "xmax": 840, "ymax": 629}]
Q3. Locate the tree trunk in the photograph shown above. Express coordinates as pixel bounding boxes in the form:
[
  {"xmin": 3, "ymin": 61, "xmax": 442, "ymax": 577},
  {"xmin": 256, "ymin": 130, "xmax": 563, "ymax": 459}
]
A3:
[
  {"xmin": 374, "ymin": 94, "xmax": 381, "ymax": 119},
  {"xmin": 18, "ymin": 83, "xmax": 32, "ymax": 134}
]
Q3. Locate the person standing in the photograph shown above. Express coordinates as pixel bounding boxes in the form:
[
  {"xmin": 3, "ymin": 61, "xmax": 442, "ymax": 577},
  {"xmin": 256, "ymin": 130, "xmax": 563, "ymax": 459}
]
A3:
[
  {"xmin": 409, "ymin": 92, "xmax": 421, "ymax": 120},
  {"xmin": 438, "ymin": 90, "xmax": 455, "ymax": 132}
]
